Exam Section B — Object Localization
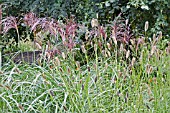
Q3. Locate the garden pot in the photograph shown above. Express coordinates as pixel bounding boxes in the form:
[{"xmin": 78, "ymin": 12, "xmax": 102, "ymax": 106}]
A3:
[{"xmin": 2, "ymin": 49, "xmax": 61, "ymax": 64}]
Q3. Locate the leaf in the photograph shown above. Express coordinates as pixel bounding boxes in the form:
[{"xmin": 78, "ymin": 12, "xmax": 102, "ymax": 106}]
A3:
[
  {"xmin": 105, "ymin": 1, "xmax": 110, "ymax": 7},
  {"xmin": 110, "ymin": 0, "xmax": 115, "ymax": 3},
  {"xmin": 141, "ymin": 5, "xmax": 149, "ymax": 10},
  {"xmin": 126, "ymin": 5, "xmax": 130, "ymax": 9}
]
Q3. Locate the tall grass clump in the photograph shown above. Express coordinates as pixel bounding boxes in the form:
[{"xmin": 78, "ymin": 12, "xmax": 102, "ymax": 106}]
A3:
[{"xmin": 0, "ymin": 13, "xmax": 170, "ymax": 112}]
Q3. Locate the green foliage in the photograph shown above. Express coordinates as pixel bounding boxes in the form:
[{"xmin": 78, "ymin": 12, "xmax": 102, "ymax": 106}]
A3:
[
  {"xmin": 1, "ymin": 0, "xmax": 123, "ymax": 21},
  {"xmin": 3, "ymin": 0, "xmax": 56, "ymax": 16},
  {"xmin": 127, "ymin": 0, "xmax": 170, "ymax": 35},
  {"xmin": 1, "ymin": 0, "xmax": 169, "ymax": 37},
  {"xmin": 0, "ymin": 0, "xmax": 170, "ymax": 112},
  {"xmin": 2, "ymin": 0, "xmax": 93, "ymax": 20}
]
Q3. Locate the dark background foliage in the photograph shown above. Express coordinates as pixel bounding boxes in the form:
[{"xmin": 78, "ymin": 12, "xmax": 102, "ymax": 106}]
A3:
[{"xmin": 1, "ymin": 0, "xmax": 170, "ymax": 36}]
